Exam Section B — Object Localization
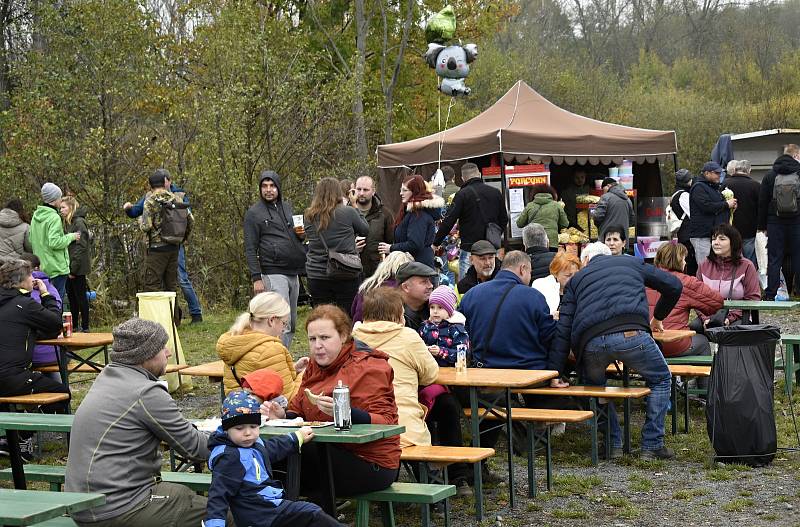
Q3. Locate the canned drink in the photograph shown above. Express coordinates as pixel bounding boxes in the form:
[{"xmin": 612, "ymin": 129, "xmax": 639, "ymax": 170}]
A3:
[
  {"xmin": 62, "ymin": 322, "xmax": 72, "ymax": 338},
  {"xmin": 332, "ymin": 380, "xmax": 351, "ymax": 431},
  {"xmin": 63, "ymin": 312, "xmax": 73, "ymax": 337}
]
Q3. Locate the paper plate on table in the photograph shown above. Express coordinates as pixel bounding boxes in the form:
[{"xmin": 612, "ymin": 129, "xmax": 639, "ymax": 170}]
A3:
[
  {"xmin": 194, "ymin": 418, "xmax": 222, "ymax": 432},
  {"xmin": 267, "ymin": 418, "xmax": 334, "ymax": 428}
]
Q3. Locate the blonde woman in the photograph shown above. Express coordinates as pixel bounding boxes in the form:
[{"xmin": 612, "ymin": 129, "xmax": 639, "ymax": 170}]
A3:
[
  {"xmin": 304, "ymin": 177, "xmax": 369, "ymax": 311},
  {"xmin": 350, "ymin": 251, "xmax": 413, "ymax": 323},
  {"xmin": 216, "ymin": 292, "xmax": 308, "ymax": 399},
  {"xmin": 59, "ymin": 196, "xmax": 91, "ymax": 331}
]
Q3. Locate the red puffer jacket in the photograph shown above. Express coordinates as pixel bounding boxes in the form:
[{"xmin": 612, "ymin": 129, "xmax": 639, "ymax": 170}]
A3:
[
  {"xmin": 287, "ymin": 339, "xmax": 400, "ymax": 469},
  {"xmin": 646, "ymin": 270, "xmax": 724, "ymax": 356}
]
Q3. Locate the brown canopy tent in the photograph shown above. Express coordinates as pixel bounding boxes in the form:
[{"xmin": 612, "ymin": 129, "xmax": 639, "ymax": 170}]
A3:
[{"xmin": 376, "ymin": 80, "xmax": 677, "ymax": 214}]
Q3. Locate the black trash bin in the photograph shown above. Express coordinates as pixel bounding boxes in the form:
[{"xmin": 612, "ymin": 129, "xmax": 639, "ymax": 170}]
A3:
[{"xmin": 705, "ymin": 325, "xmax": 781, "ymax": 467}]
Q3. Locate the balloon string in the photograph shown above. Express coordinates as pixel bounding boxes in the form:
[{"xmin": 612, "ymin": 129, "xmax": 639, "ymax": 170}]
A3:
[{"xmin": 436, "ymin": 85, "xmax": 455, "ymax": 170}]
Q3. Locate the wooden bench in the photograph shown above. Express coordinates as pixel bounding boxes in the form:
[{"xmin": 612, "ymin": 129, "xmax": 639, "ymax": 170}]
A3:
[
  {"xmin": 667, "ymin": 365, "xmax": 711, "ymax": 434},
  {"xmin": 464, "ymin": 408, "xmax": 593, "ymax": 496},
  {"xmin": 514, "ymin": 386, "xmax": 651, "ymax": 464},
  {"xmin": 400, "ymin": 445, "xmax": 494, "ymax": 523},
  {"xmin": 35, "ymin": 362, "xmax": 100, "ymax": 374},
  {"xmin": 353, "ymin": 482, "xmax": 456, "ymax": 527},
  {"xmin": 0, "ymin": 393, "xmax": 70, "ymax": 410},
  {"xmin": 0, "ymin": 465, "xmax": 212, "ymax": 494}
]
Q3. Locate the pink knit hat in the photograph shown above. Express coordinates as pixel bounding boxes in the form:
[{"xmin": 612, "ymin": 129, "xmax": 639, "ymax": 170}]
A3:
[{"xmin": 429, "ymin": 286, "xmax": 457, "ymax": 317}]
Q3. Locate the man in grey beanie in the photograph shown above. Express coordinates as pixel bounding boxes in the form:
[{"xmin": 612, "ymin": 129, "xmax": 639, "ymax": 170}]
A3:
[
  {"xmin": 29, "ymin": 182, "xmax": 79, "ymax": 300},
  {"xmin": 65, "ymin": 318, "xmax": 223, "ymax": 526}
]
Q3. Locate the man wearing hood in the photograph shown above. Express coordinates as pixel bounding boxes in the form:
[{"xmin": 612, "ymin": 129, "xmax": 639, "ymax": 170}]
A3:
[
  {"xmin": 353, "ymin": 175, "xmax": 394, "ymax": 278},
  {"xmin": 758, "ymin": 144, "xmax": 800, "ymax": 300},
  {"xmin": 29, "ymin": 183, "xmax": 80, "ymax": 300},
  {"xmin": 689, "ymin": 162, "xmax": 737, "ymax": 264},
  {"xmin": 593, "ymin": 177, "xmax": 635, "ymax": 245},
  {"xmin": 244, "ymin": 170, "xmax": 306, "ymax": 348}
]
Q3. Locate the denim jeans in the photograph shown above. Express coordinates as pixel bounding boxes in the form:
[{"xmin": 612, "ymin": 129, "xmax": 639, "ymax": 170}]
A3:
[
  {"xmin": 51, "ymin": 274, "xmax": 67, "ymax": 304},
  {"xmin": 581, "ymin": 330, "xmax": 672, "ymax": 450},
  {"xmin": 741, "ymin": 237, "xmax": 757, "ymax": 270},
  {"xmin": 459, "ymin": 249, "xmax": 470, "ymax": 280},
  {"xmin": 177, "ymin": 246, "xmax": 202, "ymax": 316},
  {"xmin": 261, "ymin": 274, "xmax": 299, "ymax": 348},
  {"xmin": 765, "ymin": 222, "xmax": 800, "ymax": 299}
]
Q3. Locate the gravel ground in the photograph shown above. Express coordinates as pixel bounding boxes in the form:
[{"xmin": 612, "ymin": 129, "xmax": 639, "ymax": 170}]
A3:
[{"xmin": 171, "ymin": 311, "xmax": 800, "ymax": 526}]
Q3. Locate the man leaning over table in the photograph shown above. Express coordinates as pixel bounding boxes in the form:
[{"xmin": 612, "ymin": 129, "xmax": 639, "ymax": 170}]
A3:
[
  {"xmin": 548, "ymin": 242, "xmax": 682, "ymax": 461},
  {"xmin": 65, "ymin": 318, "xmax": 234, "ymax": 527}
]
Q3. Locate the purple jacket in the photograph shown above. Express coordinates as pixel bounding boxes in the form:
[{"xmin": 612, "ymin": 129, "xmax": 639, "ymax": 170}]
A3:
[{"xmin": 31, "ymin": 270, "xmax": 62, "ymax": 365}]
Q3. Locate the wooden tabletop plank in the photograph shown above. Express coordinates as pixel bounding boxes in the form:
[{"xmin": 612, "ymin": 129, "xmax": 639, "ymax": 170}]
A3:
[
  {"xmin": 666, "ymin": 355, "xmax": 713, "ymax": 366},
  {"xmin": 464, "ymin": 407, "xmax": 595, "ymax": 423},
  {"xmin": 667, "ymin": 365, "xmax": 711, "ymax": 377},
  {"xmin": 180, "ymin": 360, "xmax": 224, "ymax": 378},
  {"xmin": 435, "ymin": 367, "xmax": 558, "ymax": 388},
  {"xmin": 0, "ymin": 489, "xmax": 105, "ymax": 525},
  {"xmin": 37, "ymin": 332, "xmax": 113, "ymax": 348},
  {"xmin": 516, "ymin": 385, "xmax": 651, "ymax": 398},
  {"xmin": 652, "ymin": 329, "xmax": 695, "ymax": 343},
  {"xmin": 260, "ymin": 423, "xmax": 404, "ymax": 444},
  {"xmin": 0, "ymin": 393, "xmax": 70, "ymax": 406},
  {"xmin": 400, "ymin": 445, "xmax": 495, "ymax": 464}
]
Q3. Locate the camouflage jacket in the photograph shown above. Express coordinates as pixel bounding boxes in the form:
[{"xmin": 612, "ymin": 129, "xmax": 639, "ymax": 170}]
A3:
[{"xmin": 140, "ymin": 189, "xmax": 193, "ymax": 248}]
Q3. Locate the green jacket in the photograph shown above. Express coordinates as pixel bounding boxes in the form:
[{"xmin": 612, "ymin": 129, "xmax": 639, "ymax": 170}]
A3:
[
  {"xmin": 515, "ymin": 193, "xmax": 568, "ymax": 248},
  {"xmin": 64, "ymin": 207, "xmax": 91, "ymax": 276},
  {"xmin": 29, "ymin": 204, "xmax": 76, "ymax": 277}
]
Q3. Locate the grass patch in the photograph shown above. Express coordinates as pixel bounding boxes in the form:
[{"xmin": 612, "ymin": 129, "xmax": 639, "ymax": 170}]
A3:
[
  {"xmin": 706, "ymin": 469, "xmax": 735, "ymax": 481},
  {"xmin": 551, "ymin": 474, "xmax": 603, "ymax": 497},
  {"xmin": 551, "ymin": 507, "xmax": 589, "ymax": 519},
  {"xmin": 526, "ymin": 503, "xmax": 543, "ymax": 512},
  {"xmin": 739, "ymin": 490, "xmax": 753, "ymax": 497},
  {"xmin": 673, "ymin": 489, "xmax": 693, "ymax": 500},
  {"xmin": 628, "ymin": 473, "xmax": 653, "ymax": 492},
  {"xmin": 722, "ymin": 498, "xmax": 754, "ymax": 512}
]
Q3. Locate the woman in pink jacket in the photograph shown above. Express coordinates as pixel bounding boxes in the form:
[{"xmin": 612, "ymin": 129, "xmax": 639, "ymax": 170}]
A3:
[
  {"xmin": 694, "ymin": 223, "xmax": 761, "ymax": 330},
  {"xmin": 646, "ymin": 243, "xmax": 723, "ymax": 357}
]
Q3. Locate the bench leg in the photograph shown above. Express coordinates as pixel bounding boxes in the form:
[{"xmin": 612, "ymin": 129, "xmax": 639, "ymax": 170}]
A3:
[
  {"xmin": 355, "ymin": 500, "xmax": 369, "ymax": 527},
  {"xmin": 504, "ymin": 388, "xmax": 515, "ymax": 510},
  {"xmin": 381, "ymin": 502, "xmax": 395, "ymax": 527},
  {"xmin": 469, "ymin": 387, "xmax": 483, "ymax": 522},
  {"xmin": 473, "ymin": 457, "xmax": 483, "ymax": 522},
  {"xmin": 589, "ymin": 398, "xmax": 598, "ymax": 466},
  {"xmin": 418, "ymin": 462, "xmax": 431, "ymax": 527},
  {"xmin": 794, "ymin": 343, "xmax": 800, "ymax": 392},
  {"xmin": 684, "ymin": 379, "xmax": 690, "ymax": 434},
  {"xmin": 545, "ymin": 426, "xmax": 552, "ymax": 492},
  {"xmin": 785, "ymin": 343, "xmax": 796, "ymax": 396},
  {"xmin": 622, "ymin": 366, "xmax": 631, "ymax": 454},
  {"xmin": 671, "ymin": 377, "xmax": 678, "ymax": 435},
  {"xmin": 526, "ymin": 423, "xmax": 536, "ymax": 498},
  {"xmin": 50, "ymin": 481, "xmax": 61, "ymax": 492}
]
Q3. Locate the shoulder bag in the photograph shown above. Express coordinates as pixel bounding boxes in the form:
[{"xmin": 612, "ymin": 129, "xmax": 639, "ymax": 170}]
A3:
[
  {"xmin": 317, "ymin": 223, "xmax": 363, "ymax": 280},
  {"xmin": 467, "ymin": 185, "xmax": 504, "ymax": 249}
]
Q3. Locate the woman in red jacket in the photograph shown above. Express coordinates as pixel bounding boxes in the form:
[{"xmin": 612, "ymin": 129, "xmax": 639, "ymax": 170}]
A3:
[
  {"xmin": 263, "ymin": 304, "xmax": 400, "ymax": 513},
  {"xmin": 646, "ymin": 242, "xmax": 724, "ymax": 357}
]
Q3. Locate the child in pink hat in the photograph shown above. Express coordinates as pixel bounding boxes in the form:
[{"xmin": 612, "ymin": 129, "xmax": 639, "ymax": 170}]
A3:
[{"xmin": 418, "ymin": 286, "xmax": 470, "ymax": 366}]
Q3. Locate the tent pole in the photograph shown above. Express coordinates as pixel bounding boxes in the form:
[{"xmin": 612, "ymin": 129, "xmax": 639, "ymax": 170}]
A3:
[{"xmin": 499, "ymin": 152, "xmax": 509, "ymax": 251}]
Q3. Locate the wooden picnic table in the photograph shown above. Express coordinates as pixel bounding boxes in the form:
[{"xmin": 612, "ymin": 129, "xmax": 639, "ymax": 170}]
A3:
[
  {"xmin": 434, "ymin": 367, "xmax": 557, "ymax": 515},
  {"xmin": 723, "ymin": 299, "xmax": 800, "ymax": 324},
  {"xmin": 0, "ymin": 413, "xmax": 74, "ymax": 489},
  {"xmin": 179, "ymin": 360, "xmax": 225, "ymax": 400},
  {"xmin": 0, "ymin": 488, "xmax": 105, "ymax": 526},
  {"xmin": 37, "ymin": 333, "xmax": 113, "ymax": 388},
  {"xmin": 260, "ymin": 423, "xmax": 405, "ymax": 517}
]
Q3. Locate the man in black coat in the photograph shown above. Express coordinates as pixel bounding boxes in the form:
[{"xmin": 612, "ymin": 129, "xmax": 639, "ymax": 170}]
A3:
[
  {"xmin": 433, "ymin": 163, "xmax": 508, "ymax": 279},
  {"xmin": 757, "ymin": 144, "xmax": 800, "ymax": 299},
  {"xmin": 724, "ymin": 159, "xmax": 760, "ymax": 268},
  {"xmin": 353, "ymin": 176, "xmax": 394, "ymax": 278},
  {"xmin": 522, "ymin": 223, "xmax": 554, "ymax": 282},
  {"xmin": 689, "ymin": 162, "xmax": 737, "ymax": 264}
]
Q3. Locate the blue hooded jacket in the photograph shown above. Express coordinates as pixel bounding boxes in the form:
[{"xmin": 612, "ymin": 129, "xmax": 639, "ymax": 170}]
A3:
[
  {"xmin": 549, "ymin": 255, "xmax": 682, "ymax": 375},
  {"xmin": 459, "ymin": 270, "xmax": 556, "ymax": 370}
]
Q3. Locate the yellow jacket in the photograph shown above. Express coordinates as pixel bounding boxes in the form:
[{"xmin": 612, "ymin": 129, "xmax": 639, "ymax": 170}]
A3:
[
  {"xmin": 216, "ymin": 330, "xmax": 300, "ymax": 401},
  {"xmin": 352, "ymin": 321, "xmax": 439, "ymax": 447}
]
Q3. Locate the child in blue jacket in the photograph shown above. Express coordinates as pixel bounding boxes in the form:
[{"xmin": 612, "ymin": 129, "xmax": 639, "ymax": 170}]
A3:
[
  {"xmin": 203, "ymin": 390, "xmax": 343, "ymax": 527},
  {"xmin": 418, "ymin": 285, "xmax": 470, "ymax": 366}
]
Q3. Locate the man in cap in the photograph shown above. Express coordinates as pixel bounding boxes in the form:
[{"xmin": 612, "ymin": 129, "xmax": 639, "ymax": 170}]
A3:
[
  {"xmin": 244, "ymin": 170, "xmax": 307, "ymax": 347},
  {"xmin": 433, "ymin": 162, "xmax": 508, "ymax": 279},
  {"xmin": 669, "ymin": 169, "xmax": 697, "ymax": 275},
  {"xmin": 689, "ymin": 161, "xmax": 737, "ymax": 264},
  {"xmin": 593, "ymin": 177, "xmax": 635, "ymax": 243},
  {"xmin": 456, "ymin": 239, "xmax": 501, "ymax": 297},
  {"xmin": 123, "ymin": 169, "xmax": 203, "ymax": 324},
  {"xmin": 140, "ymin": 170, "xmax": 194, "ymax": 297},
  {"xmin": 65, "ymin": 318, "xmax": 222, "ymax": 526},
  {"xmin": 395, "ymin": 261, "xmax": 437, "ymax": 331},
  {"xmin": 29, "ymin": 182, "xmax": 80, "ymax": 300}
]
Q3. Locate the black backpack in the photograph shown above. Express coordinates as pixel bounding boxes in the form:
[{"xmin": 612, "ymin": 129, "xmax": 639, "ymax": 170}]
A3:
[
  {"xmin": 773, "ymin": 172, "xmax": 800, "ymax": 216},
  {"xmin": 160, "ymin": 200, "xmax": 190, "ymax": 245}
]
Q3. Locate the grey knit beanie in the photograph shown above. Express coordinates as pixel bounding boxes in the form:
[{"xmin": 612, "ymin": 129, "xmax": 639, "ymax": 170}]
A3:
[
  {"xmin": 41, "ymin": 183, "xmax": 63, "ymax": 204},
  {"xmin": 110, "ymin": 318, "xmax": 169, "ymax": 365}
]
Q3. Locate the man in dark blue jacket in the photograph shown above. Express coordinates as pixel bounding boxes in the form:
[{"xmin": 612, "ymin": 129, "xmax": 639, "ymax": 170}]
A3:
[
  {"xmin": 689, "ymin": 162, "xmax": 737, "ymax": 264},
  {"xmin": 123, "ymin": 169, "xmax": 203, "ymax": 324},
  {"xmin": 549, "ymin": 242, "xmax": 682, "ymax": 460}
]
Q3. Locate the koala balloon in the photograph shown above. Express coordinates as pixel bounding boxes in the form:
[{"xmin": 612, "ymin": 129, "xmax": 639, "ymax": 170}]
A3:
[{"xmin": 425, "ymin": 43, "xmax": 478, "ymax": 96}]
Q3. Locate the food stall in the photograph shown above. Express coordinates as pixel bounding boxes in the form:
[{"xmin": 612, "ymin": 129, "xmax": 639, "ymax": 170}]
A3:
[{"xmin": 377, "ymin": 80, "xmax": 677, "ymax": 253}]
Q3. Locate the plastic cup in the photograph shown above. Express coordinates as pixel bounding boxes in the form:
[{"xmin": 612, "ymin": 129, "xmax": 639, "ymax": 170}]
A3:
[{"xmin": 292, "ymin": 215, "xmax": 304, "ymax": 228}]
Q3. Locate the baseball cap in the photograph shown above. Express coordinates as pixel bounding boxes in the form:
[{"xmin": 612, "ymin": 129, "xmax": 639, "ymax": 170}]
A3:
[
  {"xmin": 701, "ymin": 161, "xmax": 723, "ymax": 174},
  {"xmin": 395, "ymin": 262, "xmax": 437, "ymax": 284}
]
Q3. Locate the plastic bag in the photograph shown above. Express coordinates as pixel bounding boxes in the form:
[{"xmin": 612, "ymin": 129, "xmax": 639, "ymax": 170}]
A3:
[
  {"xmin": 425, "ymin": 5, "xmax": 456, "ymax": 44},
  {"xmin": 755, "ymin": 231, "xmax": 768, "ymax": 274},
  {"xmin": 705, "ymin": 325, "xmax": 780, "ymax": 466}
]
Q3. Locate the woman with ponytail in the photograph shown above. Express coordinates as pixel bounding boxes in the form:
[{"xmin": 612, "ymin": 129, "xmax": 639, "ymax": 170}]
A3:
[{"xmin": 216, "ymin": 292, "xmax": 308, "ymax": 399}]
